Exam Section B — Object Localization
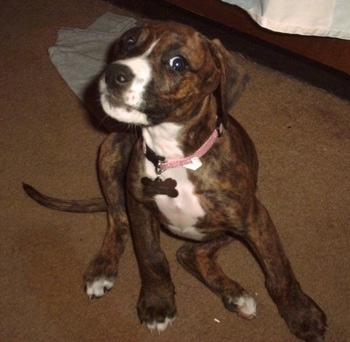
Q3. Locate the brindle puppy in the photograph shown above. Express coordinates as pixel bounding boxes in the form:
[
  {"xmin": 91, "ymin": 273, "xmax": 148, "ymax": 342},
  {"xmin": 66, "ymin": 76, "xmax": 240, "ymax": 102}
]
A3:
[{"xmin": 24, "ymin": 21, "xmax": 327, "ymax": 341}]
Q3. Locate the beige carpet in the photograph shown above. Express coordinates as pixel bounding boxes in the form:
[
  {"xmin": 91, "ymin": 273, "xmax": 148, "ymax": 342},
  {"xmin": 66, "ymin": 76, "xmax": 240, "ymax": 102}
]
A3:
[{"xmin": 1, "ymin": 0, "xmax": 349, "ymax": 341}]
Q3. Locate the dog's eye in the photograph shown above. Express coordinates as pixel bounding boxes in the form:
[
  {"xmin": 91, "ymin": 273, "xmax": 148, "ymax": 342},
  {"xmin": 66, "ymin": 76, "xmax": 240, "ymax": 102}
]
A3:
[
  {"xmin": 125, "ymin": 37, "xmax": 136, "ymax": 51},
  {"xmin": 168, "ymin": 56, "xmax": 188, "ymax": 71}
]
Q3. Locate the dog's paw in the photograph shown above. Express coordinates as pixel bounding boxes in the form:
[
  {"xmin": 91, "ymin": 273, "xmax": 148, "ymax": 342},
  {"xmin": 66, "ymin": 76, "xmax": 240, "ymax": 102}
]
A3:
[
  {"xmin": 85, "ymin": 277, "xmax": 114, "ymax": 298},
  {"xmin": 138, "ymin": 287, "xmax": 177, "ymax": 333},
  {"xmin": 222, "ymin": 293, "xmax": 257, "ymax": 320},
  {"xmin": 84, "ymin": 252, "xmax": 119, "ymax": 298},
  {"xmin": 279, "ymin": 292, "xmax": 327, "ymax": 341}
]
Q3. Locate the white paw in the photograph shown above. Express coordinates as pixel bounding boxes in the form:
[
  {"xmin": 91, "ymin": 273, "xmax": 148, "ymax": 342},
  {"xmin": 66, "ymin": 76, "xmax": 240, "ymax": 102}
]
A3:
[
  {"xmin": 86, "ymin": 277, "xmax": 114, "ymax": 298},
  {"xmin": 146, "ymin": 316, "xmax": 176, "ymax": 333},
  {"xmin": 232, "ymin": 294, "xmax": 257, "ymax": 320}
]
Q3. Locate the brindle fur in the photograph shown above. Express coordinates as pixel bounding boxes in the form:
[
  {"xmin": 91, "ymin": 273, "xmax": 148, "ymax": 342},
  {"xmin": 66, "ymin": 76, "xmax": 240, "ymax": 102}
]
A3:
[{"xmin": 24, "ymin": 21, "xmax": 326, "ymax": 341}]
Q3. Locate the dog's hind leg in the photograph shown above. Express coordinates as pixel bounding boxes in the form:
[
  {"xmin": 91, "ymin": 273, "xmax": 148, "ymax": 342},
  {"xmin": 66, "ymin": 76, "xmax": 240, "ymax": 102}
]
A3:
[
  {"xmin": 176, "ymin": 235, "xmax": 257, "ymax": 320},
  {"xmin": 243, "ymin": 200, "xmax": 327, "ymax": 341},
  {"xmin": 84, "ymin": 131, "xmax": 135, "ymax": 298}
]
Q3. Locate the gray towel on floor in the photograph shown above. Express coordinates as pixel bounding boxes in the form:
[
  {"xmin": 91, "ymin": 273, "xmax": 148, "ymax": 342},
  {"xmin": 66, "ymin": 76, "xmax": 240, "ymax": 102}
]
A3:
[{"xmin": 49, "ymin": 13, "xmax": 137, "ymax": 101}]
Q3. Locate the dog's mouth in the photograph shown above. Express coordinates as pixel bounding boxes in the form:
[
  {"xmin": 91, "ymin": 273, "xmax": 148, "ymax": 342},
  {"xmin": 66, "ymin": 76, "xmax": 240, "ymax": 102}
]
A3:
[
  {"xmin": 104, "ymin": 92, "xmax": 134, "ymax": 111},
  {"xmin": 100, "ymin": 91, "xmax": 150, "ymax": 126}
]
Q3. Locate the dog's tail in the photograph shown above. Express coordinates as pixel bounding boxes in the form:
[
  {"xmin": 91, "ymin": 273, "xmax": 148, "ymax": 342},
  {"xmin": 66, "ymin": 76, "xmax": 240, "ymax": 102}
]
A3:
[{"xmin": 22, "ymin": 183, "xmax": 107, "ymax": 213}]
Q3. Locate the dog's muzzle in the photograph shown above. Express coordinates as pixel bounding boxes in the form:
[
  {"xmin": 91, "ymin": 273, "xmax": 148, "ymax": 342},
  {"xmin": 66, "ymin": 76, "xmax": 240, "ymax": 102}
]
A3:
[{"xmin": 99, "ymin": 61, "xmax": 150, "ymax": 126}]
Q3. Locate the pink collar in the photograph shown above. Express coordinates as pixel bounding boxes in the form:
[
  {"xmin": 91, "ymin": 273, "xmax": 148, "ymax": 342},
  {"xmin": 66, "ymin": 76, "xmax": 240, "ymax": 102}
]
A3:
[{"xmin": 143, "ymin": 122, "xmax": 223, "ymax": 174}]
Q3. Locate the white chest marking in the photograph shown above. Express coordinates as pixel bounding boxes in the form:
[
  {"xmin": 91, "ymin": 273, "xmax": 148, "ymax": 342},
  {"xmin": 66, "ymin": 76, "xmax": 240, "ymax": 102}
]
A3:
[{"xmin": 143, "ymin": 124, "xmax": 206, "ymax": 241}]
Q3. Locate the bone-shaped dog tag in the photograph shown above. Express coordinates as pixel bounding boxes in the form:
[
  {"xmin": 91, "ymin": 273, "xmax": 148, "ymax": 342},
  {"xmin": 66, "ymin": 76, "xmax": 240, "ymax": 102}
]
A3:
[{"xmin": 141, "ymin": 177, "xmax": 178, "ymax": 198}]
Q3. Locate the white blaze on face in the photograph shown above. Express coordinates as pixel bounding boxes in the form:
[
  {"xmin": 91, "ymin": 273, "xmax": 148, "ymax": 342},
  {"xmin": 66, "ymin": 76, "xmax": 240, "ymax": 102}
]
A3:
[
  {"xmin": 118, "ymin": 57, "xmax": 151, "ymax": 109},
  {"xmin": 100, "ymin": 41, "xmax": 158, "ymax": 125}
]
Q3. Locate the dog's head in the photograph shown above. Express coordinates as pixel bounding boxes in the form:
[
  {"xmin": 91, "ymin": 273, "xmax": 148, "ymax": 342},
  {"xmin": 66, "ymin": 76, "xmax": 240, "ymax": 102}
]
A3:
[{"xmin": 100, "ymin": 21, "xmax": 247, "ymax": 127}]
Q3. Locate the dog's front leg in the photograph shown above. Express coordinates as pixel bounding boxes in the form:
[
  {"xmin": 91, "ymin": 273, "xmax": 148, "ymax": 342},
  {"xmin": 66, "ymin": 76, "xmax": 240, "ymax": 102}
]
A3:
[
  {"xmin": 127, "ymin": 195, "xmax": 176, "ymax": 332},
  {"xmin": 245, "ymin": 200, "xmax": 327, "ymax": 341},
  {"xmin": 84, "ymin": 132, "xmax": 135, "ymax": 298}
]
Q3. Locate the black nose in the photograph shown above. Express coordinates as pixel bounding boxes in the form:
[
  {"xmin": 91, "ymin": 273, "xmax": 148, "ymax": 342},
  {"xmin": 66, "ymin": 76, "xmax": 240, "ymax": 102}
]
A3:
[{"xmin": 104, "ymin": 63, "xmax": 134, "ymax": 88}]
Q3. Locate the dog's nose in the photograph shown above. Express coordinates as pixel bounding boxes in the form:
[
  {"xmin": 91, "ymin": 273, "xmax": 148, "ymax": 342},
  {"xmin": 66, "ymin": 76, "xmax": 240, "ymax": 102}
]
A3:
[{"xmin": 104, "ymin": 63, "xmax": 134, "ymax": 88}]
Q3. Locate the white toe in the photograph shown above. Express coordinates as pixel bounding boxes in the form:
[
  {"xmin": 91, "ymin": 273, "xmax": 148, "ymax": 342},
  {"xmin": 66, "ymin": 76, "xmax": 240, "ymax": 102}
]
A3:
[
  {"xmin": 86, "ymin": 277, "xmax": 114, "ymax": 298},
  {"xmin": 147, "ymin": 316, "xmax": 176, "ymax": 332},
  {"xmin": 232, "ymin": 294, "xmax": 257, "ymax": 319}
]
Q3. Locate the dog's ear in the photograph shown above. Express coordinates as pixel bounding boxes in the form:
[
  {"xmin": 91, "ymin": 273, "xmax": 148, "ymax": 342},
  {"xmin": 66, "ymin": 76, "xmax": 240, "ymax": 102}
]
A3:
[{"xmin": 209, "ymin": 39, "xmax": 248, "ymax": 127}]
